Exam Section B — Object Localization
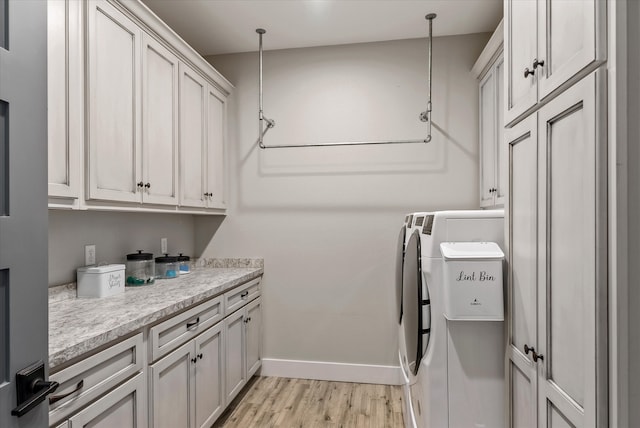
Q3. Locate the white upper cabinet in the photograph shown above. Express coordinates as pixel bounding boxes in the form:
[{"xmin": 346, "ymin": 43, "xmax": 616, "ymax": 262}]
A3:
[
  {"xmin": 142, "ymin": 34, "xmax": 179, "ymax": 206},
  {"xmin": 473, "ymin": 21, "xmax": 505, "ymax": 209},
  {"xmin": 47, "ymin": 0, "xmax": 83, "ymax": 204},
  {"xmin": 478, "ymin": 55, "xmax": 506, "ymax": 208},
  {"xmin": 179, "ymin": 64, "xmax": 227, "ymax": 211},
  {"xmin": 49, "ymin": 0, "xmax": 232, "ymax": 213},
  {"xmin": 504, "ymin": 0, "xmax": 605, "ymax": 125},
  {"xmin": 86, "ymin": 0, "xmax": 142, "ymax": 203}
]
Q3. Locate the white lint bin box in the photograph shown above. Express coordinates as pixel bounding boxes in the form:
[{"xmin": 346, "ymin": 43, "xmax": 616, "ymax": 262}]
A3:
[
  {"xmin": 440, "ymin": 242, "xmax": 504, "ymax": 321},
  {"xmin": 77, "ymin": 264, "xmax": 126, "ymax": 298}
]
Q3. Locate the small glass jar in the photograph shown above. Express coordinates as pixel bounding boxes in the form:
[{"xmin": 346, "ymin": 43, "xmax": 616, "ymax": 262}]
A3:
[
  {"xmin": 155, "ymin": 254, "xmax": 179, "ymax": 279},
  {"xmin": 177, "ymin": 253, "xmax": 191, "ymax": 275},
  {"xmin": 126, "ymin": 250, "xmax": 155, "ymax": 286}
]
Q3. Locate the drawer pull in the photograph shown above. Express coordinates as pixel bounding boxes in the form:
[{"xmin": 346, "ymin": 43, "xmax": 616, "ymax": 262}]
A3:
[
  {"xmin": 240, "ymin": 291, "xmax": 249, "ymax": 299},
  {"xmin": 49, "ymin": 380, "xmax": 84, "ymax": 405},
  {"xmin": 186, "ymin": 317, "xmax": 200, "ymax": 330}
]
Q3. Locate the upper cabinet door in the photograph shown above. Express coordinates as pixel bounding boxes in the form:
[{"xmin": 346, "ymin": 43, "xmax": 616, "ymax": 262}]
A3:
[
  {"xmin": 494, "ymin": 57, "xmax": 506, "ymax": 205},
  {"xmin": 47, "ymin": 0, "xmax": 82, "ymax": 200},
  {"xmin": 505, "ymin": 0, "xmax": 605, "ymax": 126},
  {"xmin": 179, "ymin": 63, "xmax": 207, "ymax": 208},
  {"xmin": 479, "ymin": 66, "xmax": 497, "ymax": 208},
  {"xmin": 142, "ymin": 34, "xmax": 179, "ymax": 206},
  {"xmin": 505, "ymin": 0, "xmax": 538, "ymax": 125},
  {"xmin": 206, "ymin": 85, "xmax": 227, "ymax": 209},
  {"xmin": 87, "ymin": 0, "xmax": 142, "ymax": 203},
  {"xmin": 537, "ymin": 0, "xmax": 605, "ymax": 101}
]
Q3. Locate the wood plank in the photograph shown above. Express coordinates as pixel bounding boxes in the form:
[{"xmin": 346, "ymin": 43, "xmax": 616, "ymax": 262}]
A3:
[{"xmin": 213, "ymin": 376, "xmax": 404, "ymax": 428}]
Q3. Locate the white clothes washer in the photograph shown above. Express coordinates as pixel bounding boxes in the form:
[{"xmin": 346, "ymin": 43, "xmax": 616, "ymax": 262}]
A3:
[
  {"xmin": 399, "ymin": 210, "xmax": 505, "ymax": 428},
  {"xmin": 396, "ymin": 213, "xmax": 430, "ymax": 428}
]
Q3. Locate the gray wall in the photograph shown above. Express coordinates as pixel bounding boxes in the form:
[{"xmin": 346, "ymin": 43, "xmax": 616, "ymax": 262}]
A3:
[
  {"xmin": 49, "ymin": 210, "xmax": 196, "ymax": 286},
  {"xmin": 199, "ymin": 34, "xmax": 489, "ymax": 367}
]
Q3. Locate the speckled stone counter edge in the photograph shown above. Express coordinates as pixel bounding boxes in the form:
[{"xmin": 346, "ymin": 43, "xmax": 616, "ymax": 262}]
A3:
[{"xmin": 49, "ymin": 262, "xmax": 263, "ymax": 369}]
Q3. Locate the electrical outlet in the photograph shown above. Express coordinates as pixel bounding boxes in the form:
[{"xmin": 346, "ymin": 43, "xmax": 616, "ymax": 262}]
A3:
[
  {"xmin": 161, "ymin": 238, "xmax": 167, "ymax": 254},
  {"xmin": 85, "ymin": 245, "xmax": 96, "ymax": 265}
]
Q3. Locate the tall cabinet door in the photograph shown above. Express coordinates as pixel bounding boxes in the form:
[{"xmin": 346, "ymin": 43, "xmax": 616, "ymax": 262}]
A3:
[
  {"xmin": 506, "ymin": 114, "xmax": 538, "ymax": 428},
  {"xmin": 207, "ymin": 85, "xmax": 227, "ymax": 209},
  {"xmin": 179, "ymin": 63, "xmax": 207, "ymax": 208},
  {"xmin": 536, "ymin": 72, "xmax": 607, "ymax": 428},
  {"xmin": 87, "ymin": 0, "xmax": 142, "ymax": 203},
  {"xmin": 47, "ymin": 0, "xmax": 82, "ymax": 200},
  {"xmin": 195, "ymin": 324, "xmax": 225, "ymax": 428},
  {"xmin": 142, "ymin": 34, "xmax": 179, "ymax": 205}
]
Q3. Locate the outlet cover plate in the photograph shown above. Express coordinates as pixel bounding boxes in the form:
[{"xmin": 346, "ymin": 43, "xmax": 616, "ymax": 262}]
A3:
[{"xmin": 85, "ymin": 245, "xmax": 96, "ymax": 265}]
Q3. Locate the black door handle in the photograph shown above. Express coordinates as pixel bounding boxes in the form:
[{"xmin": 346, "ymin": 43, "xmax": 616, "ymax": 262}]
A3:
[{"xmin": 11, "ymin": 361, "xmax": 60, "ymax": 417}]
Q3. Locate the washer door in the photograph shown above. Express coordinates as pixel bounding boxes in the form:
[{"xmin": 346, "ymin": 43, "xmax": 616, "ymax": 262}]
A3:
[
  {"xmin": 395, "ymin": 225, "xmax": 406, "ymax": 324},
  {"xmin": 402, "ymin": 230, "xmax": 431, "ymax": 376}
]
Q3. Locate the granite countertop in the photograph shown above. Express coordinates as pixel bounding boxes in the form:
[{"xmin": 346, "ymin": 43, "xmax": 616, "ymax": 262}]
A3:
[{"xmin": 49, "ymin": 266, "xmax": 263, "ymax": 370}]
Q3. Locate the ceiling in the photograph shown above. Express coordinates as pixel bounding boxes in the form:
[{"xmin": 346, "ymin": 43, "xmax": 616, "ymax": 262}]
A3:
[{"xmin": 140, "ymin": 0, "xmax": 503, "ymax": 56}]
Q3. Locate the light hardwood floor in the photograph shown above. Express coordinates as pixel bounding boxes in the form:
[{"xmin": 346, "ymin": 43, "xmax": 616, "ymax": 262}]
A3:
[{"xmin": 213, "ymin": 376, "xmax": 405, "ymax": 428}]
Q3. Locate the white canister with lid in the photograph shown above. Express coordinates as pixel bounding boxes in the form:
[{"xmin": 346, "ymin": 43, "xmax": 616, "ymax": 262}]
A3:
[{"xmin": 77, "ymin": 264, "xmax": 126, "ymax": 298}]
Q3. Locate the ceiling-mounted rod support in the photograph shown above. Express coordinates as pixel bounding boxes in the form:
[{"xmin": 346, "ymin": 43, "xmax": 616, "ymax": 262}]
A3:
[
  {"xmin": 255, "ymin": 13, "xmax": 436, "ymax": 149},
  {"xmin": 418, "ymin": 13, "xmax": 436, "ymax": 144},
  {"xmin": 256, "ymin": 28, "xmax": 275, "ymax": 149}
]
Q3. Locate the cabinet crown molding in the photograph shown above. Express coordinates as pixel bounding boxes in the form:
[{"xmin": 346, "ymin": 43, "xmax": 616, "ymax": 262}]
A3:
[{"xmin": 472, "ymin": 19, "xmax": 504, "ymax": 79}]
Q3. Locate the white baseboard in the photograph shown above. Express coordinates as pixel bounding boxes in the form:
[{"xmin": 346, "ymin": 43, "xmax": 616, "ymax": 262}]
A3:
[{"xmin": 259, "ymin": 358, "xmax": 403, "ymax": 385}]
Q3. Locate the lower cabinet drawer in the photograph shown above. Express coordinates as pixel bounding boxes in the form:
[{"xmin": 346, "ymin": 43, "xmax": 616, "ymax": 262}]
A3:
[
  {"xmin": 48, "ymin": 333, "xmax": 143, "ymax": 426},
  {"xmin": 224, "ymin": 278, "xmax": 261, "ymax": 314},
  {"xmin": 149, "ymin": 295, "xmax": 224, "ymax": 363},
  {"xmin": 67, "ymin": 372, "xmax": 146, "ymax": 428}
]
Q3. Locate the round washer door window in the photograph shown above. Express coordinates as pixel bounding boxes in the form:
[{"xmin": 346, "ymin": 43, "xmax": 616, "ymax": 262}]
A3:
[{"xmin": 402, "ymin": 230, "xmax": 431, "ymax": 376}]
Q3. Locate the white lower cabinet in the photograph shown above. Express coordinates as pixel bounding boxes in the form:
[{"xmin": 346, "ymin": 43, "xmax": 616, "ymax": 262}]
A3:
[
  {"xmin": 225, "ymin": 297, "xmax": 262, "ymax": 404},
  {"xmin": 224, "ymin": 309, "xmax": 246, "ymax": 404},
  {"xmin": 245, "ymin": 298, "xmax": 262, "ymax": 379},
  {"xmin": 150, "ymin": 323, "xmax": 224, "ymax": 428},
  {"xmin": 195, "ymin": 324, "xmax": 226, "ymax": 427},
  {"xmin": 49, "ymin": 334, "xmax": 144, "ymax": 427},
  {"xmin": 49, "ymin": 279, "xmax": 261, "ymax": 428},
  {"xmin": 68, "ymin": 373, "xmax": 146, "ymax": 428}
]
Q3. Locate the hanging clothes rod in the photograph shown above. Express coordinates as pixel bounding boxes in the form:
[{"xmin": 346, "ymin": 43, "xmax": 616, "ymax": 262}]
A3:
[{"xmin": 255, "ymin": 13, "xmax": 436, "ymax": 149}]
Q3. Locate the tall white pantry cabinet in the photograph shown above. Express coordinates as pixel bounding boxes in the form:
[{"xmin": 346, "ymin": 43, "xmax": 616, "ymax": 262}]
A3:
[{"xmin": 504, "ymin": 0, "xmax": 608, "ymax": 427}]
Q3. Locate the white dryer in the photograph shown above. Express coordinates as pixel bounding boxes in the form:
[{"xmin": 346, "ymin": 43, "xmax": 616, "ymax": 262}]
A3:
[{"xmin": 399, "ymin": 210, "xmax": 505, "ymax": 428}]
